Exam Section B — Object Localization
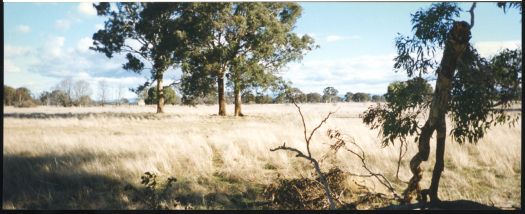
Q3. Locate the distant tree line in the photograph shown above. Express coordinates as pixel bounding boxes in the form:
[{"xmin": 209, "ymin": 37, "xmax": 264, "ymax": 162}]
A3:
[
  {"xmin": 5, "ymin": 80, "xmax": 386, "ymax": 108},
  {"xmin": 3, "ymin": 85, "xmax": 38, "ymax": 107}
]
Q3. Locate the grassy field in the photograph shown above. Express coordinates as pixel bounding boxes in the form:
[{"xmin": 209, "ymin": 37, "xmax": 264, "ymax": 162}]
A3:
[{"xmin": 2, "ymin": 103, "xmax": 521, "ymax": 209}]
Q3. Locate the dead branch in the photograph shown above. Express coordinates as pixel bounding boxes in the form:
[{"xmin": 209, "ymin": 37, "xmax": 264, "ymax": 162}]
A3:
[
  {"xmin": 327, "ymin": 129, "xmax": 402, "ymax": 201},
  {"xmin": 270, "ymin": 98, "xmax": 338, "ymax": 210}
]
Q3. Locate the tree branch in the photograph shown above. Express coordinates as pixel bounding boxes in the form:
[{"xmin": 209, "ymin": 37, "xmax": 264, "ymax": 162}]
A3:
[
  {"xmin": 270, "ymin": 98, "xmax": 338, "ymax": 210},
  {"xmin": 468, "ymin": 2, "xmax": 477, "ymax": 29}
]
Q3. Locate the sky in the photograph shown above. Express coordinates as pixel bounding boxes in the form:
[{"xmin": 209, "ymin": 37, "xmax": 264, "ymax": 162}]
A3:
[{"xmin": 3, "ymin": 2, "xmax": 522, "ymax": 100}]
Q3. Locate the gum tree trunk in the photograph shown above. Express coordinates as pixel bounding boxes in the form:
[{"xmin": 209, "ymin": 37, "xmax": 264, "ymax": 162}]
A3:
[
  {"xmin": 234, "ymin": 85, "xmax": 244, "ymax": 117},
  {"xmin": 403, "ymin": 21, "xmax": 471, "ymax": 204},
  {"xmin": 218, "ymin": 74, "xmax": 226, "ymax": 116},
  {"xmin": 156, "ymin": 75, "xmax": 165, "ymax": 114}
]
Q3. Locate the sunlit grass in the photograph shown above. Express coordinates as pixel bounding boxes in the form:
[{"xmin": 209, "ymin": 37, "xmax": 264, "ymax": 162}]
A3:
[{"xmin": 2, "ymin": 103, "xmax": 521, "ymax": 209}]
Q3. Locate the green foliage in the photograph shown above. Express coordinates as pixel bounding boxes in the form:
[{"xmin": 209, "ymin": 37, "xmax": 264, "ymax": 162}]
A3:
[
  {"xmin": 179, "ymin": 3, "xmax": 316, "ymax": 106},
  {"xmin": 322, "ymin": 87, "xmax": 338, "ymax": 103},
  {"xmin": 497, "ymin": 2, "xmax": 522, "ymax": 14},
  {"xmin": 4, "ymin": 85, "xmax": 16, "ymax": 106},
  {"xmin": 307, "ymin": 92, "xmax": 322, "ymax": 103},
  {"xmin": 241, "ymin": 91, "xmax": 256, "ymax": 104},
  {"xmin": 39, "ymin": 90, "xmax": 71, "ymax": 107},
  {"xmin": 450, "ymin": 47, "xmax": 522, "ymax": 144},
  {"xmin": 125, "ymin": 172, "xmax": 178, "ymax": 210},
  {"xmin": 394, "ymin": 3, "xmax": 461, "ymax": 77},
  {"xmin": 363, "ymin": 77, "xmax": 433, "ymax": 147},
  {"xmin": 145, "ymin": 86, "xmax": 179, "ymax": 105},
  {"xmin": 366, "ymin": 2, "xmax": 521, "ymax": 148},
  {"xmin": 344, "ymin": 92, "xmax": 353, "ymax": 102},
  {"xmin": 351, "ymin": 92, "xmax": 371, "ymax": 102},
  {"xmin": 92, "ymin": 3, "xmax": 183, "ymax": 106},
  {"xmin": 255, "ymin": 93, "xmax": 273, "ymax": 104},
  {"xmin": 371, "ymin": 95, "xmax": 385, "ymax": 102},
  {"xmin": 385, "ymin": 77, "xmax": 433, "ymax": 111},
  {"xmin": 5, "ymin": 86, "xmax": 38, "ymax": 107}
]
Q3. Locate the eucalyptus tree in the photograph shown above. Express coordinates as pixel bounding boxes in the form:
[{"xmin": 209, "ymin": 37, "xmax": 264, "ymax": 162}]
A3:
[
  {"xmin": 362, "ymin": 2, "xmax": 521, "ymax": 204},
  {"xmin": 179, "ymin": 3, "xmax": 315, "ymax": 116},
  {"xmin": 91, "ymin": 2, "xmax": 184, "ymax": 113},
  {"xmin": 322, "ymin": 86, "xmax": 338, "ymax": 103}
]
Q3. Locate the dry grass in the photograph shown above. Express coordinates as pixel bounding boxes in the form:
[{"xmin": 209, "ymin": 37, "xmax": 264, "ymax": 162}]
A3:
[{"xmin": 2, "ymin": 103, "xmax": 521, "ymax": 209}]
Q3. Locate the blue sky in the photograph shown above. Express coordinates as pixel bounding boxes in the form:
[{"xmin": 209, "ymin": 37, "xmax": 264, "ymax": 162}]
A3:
[{"xmin": 3, "ymin": 2, "xmax": 522, "ymax": 100}]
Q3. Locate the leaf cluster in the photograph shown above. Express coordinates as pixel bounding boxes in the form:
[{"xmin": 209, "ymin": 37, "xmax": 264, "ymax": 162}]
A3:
[
  {"xmin": 450, "ymin": 47, "xmax": 522, "ymax": 144},
  {"xmin": 362, "ymin": 77, "xmax": 433, "ymax": 147},
  {"xmin": 394, "ymin": 3, "xmax": 461, "ymax": 77}
]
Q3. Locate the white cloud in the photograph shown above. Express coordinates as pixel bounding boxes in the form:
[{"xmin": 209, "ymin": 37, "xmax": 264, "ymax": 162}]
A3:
[
  {"xmin": 4, "ymin": 45, "xmax": 32, "ymax": 57},
  {"xmin": 77, "ymin": 37, "xmax": 93, "ymax": 53},
  {"xmin": 55, "ymin": 19, "xmax": 71, "ymax": 30},
  {"xmin": 78, "ymin": 2, "xmax": 97, "ymax": 16},
  {"xmin": 281, "ymin": 54, "xmax": 407, "ymax": 95},
  {"xmin": 16, "ymin": 25, "xmax": 31, "ymax": 33},
  {"xmin": 325, "ymin": 35, "xmax": 360, "ymax": 43},
  {"xmin": 474, "ymin": 40, "xmax": 521, "ymax": 58},
  {"xmin": 44, "ymin": 36, "xmax": 66, "ymax": 58},
  {"xmin": 4, "ymin": 60, "xmax": 22, "ymax": 73}
]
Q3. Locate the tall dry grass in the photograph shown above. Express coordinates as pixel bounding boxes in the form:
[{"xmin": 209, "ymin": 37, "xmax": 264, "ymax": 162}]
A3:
[{"xmin": 2, "ymin": 103, "xmax": 521, "ymax": 209}]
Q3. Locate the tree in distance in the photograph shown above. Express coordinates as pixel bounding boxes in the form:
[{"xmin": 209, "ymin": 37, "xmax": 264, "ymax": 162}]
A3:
[{"xmin": 322, "ymin": 86, "xmax": 338, "ymax": 103}]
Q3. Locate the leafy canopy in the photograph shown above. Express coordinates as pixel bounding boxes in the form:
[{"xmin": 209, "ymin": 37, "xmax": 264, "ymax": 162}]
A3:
[{"xmin": 363, "ymin": 2, "xmax": 521, "ymax": 146}]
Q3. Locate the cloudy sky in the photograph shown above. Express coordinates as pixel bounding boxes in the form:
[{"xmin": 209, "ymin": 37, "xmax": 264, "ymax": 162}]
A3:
[{"xmin": 4, "ymin": 2, "xmax": 522, "ymax": 100}]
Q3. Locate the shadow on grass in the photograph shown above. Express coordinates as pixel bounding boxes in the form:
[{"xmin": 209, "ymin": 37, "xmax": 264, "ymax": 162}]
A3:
[
  {"xmin": 378, "ymin": 200, "xmax": 502, "ymax": 210},
  {"xmin": 2, "ymin": 151, "xmax": 272, "ymax": 210},
  {"xmin": 2, "ymin": 151, "xmax": 139, "ymax": 209}
]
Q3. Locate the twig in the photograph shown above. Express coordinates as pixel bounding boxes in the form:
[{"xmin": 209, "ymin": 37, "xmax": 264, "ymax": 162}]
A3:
[{"xmin": 327, "ymin": 129, "xmax": 402, "ymax": 201}]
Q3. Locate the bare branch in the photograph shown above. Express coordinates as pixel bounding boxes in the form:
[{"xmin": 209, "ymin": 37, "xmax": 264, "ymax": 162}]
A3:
[
  {"xmin": 270, "ymin": 99, "xmax": 338, "ymax": 210},
  {"xmin": 291, "ymin": 101, "xmax": 309, "ymax": 151},
  {"xmin": 327, "ymin": 129, "xmax": 402, "ymax": 201},
  {"xmin": 468, "ymin": 2, "xmax": 477, "ymax": 29}
]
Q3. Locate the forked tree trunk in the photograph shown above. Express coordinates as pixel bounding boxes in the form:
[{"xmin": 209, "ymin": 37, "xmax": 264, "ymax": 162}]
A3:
[
  {"xmin": 234, "ymin": 85, "xmax": 244, "ymax": 117},
  {"xmin": 403, "ymin": 21, "xmax": 471, "ymax": 204},
  {"xmin": 156, "ymin": 76, "xmax": 165, "ymax": 114},
  {"xmin": 217, "ymin": 74, "xmax": 226, "ymax": 116}
]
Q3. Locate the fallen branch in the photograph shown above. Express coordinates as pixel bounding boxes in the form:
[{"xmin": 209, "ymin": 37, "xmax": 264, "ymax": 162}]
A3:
[
  {"xmin": 327, "ymin": 129, "xmax": 402, "ymax": 201},
  {"xmin": 270, "ymin": 98, "xmax": 338, "ymax": 210}
]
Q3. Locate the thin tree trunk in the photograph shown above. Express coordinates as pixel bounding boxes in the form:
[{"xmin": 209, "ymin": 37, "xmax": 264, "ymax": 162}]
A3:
[
  {"xmin": 429, "ymin": 118, "xmax": 446, "ymax": 203},
  {"xmin": 156, "ymin": 76, "xmax": 164, "ymax": 114},
  {"xmin": 218, "ymin": 74, "xmax": 226, "ymax": 116},
  {"xmin": 234, "ymin": 85, "xmax": 244, "ymax": 117},
  {"xmin": 403, "ymin": 21, "xmax": 471, "ymax": 204}
]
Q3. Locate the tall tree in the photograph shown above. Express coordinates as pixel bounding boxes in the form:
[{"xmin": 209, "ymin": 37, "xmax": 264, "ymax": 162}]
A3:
[
  {"xmin": 322, "ymin": 86, "xmax": 338, "ymax": 103},
  {"xmin": 362, "ymin": 2, "xmax": 521, "ymax": 204},
  {"xmin": 4, "ymin": 85, "xmax": 16, "ymax": 106},
  {"xmin": 14, "ymin": 87, "xmax": 33, "ymax": 107},
  {"xmin": 344, "ymin": 92, "xmax": 354, "ymax": 102},
  {"xmin": 179, "ymin": 3, "xmax": 315, "ymax": 116},
  {"xmin": 98, "ymin": 80, "xmax": 109, "ymax": 106},
  {"xmin": 57, "ymin": 77, "xmax": 74, "ymax": 106},
  {"xmin": 91, "ymin": 2, "xmax": 184, "ymax": 113},
  {"xmin": 73, "ymin": 80, "xmax": 91, "ymax": 105}
]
